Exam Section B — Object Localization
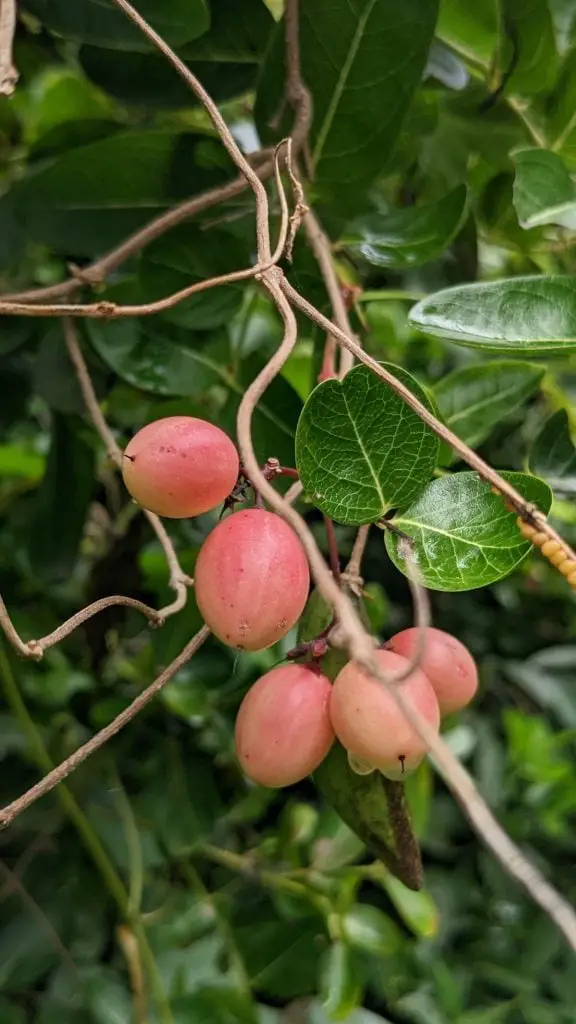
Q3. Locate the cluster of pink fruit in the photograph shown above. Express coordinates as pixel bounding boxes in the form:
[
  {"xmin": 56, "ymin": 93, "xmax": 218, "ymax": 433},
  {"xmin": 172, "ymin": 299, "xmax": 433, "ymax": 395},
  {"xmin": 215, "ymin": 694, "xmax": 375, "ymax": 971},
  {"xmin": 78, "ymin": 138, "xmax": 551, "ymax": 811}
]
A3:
[{"xmin": 122, "ymin": 415, "xmax": 479, "ymax": 790}]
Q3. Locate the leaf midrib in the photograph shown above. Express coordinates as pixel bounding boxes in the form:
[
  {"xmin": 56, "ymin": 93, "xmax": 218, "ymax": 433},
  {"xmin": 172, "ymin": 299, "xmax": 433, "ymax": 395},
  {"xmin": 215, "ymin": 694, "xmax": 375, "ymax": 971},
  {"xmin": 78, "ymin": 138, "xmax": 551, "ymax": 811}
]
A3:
[{"xmin": 311, "ymin": 0, "xmax": 377, "ymax": 170}]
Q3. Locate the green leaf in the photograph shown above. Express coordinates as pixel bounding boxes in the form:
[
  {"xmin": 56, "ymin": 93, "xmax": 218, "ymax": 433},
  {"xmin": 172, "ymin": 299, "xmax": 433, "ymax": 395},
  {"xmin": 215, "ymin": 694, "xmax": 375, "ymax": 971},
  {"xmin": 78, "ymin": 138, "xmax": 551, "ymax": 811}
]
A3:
[
  {"xmin": 295, "ymin": 363, "xmax": 439, "ymax": 525},
  {"xmin": 342, "ymin": 186, "xmax": 468, "ymax": 270},
  {"xmin": 79, "ymin": 48, "xmax": 257, "ymax": 108},
  {"xmin": 313, "ymin": 742, "xmax": 423, "ymax": 890},
  {"xmin": 138, "ymin": 224, "xmax": 248, "ymax": 330},
  {"xmin": 236, "ymin": 915, "xmax": 324, "ymax": 1000},
  {"xmin": 513, "ymin": 149, "xmax": 576, "ymax": 229},
  {"xmin": 28, "ymin": 414, "xmax": 96, "ymax": 583},
  {"xmin": 7, "ymin": 130, "xmax": 231, "ymax": 256},
  {"xmin": 433, "ymin": 360, "xmax": 544, "ymax": 448},
  {"xmin": 21, "ymin": 0, "xmax": 209, "ymax": 52},
  {"xmin": 409, "ymin": 276, "xmax": 576, "ymax": 355},
  {"xmin": 529, "ymin": 410, "xmax": 576, "ymax": 495},
  {"xmin": 255, "ymin": 0, "xmax": 439, "ymax": 213},
  {"xmin": 0, "ymin": 445, "xmax": 44, "ymax": 480},
  {"xmin": 88, "ymin": 319, "xmax": 229, "ymax": 397},
  {"xmin": 341, "ymin": 905, "xmax": 402, "ymax": 957},
  {"xmin": 385, "ymin": 470, "xmax": 552, "ymax": 591},
  {"xmin": 377, "ymin": 872, "xmax": 439, "ymax": 938},
  {"xmin": 437, "ymin": 0, "xmax": 499, "ymax": 67},
  {"xmin": 504, "ymin": 646, "xmax": 576, "ymax": 728},
  {"xmin": 79, "ymin": 0, "xmax": 273, "ymax": 107},
  {"xmin": 500, "ymin": 0, "xmax": 558, "ymax": 97},
  {"xmin": 319, "ymin": 942, "xmax": 363, "ymax": 1021}
]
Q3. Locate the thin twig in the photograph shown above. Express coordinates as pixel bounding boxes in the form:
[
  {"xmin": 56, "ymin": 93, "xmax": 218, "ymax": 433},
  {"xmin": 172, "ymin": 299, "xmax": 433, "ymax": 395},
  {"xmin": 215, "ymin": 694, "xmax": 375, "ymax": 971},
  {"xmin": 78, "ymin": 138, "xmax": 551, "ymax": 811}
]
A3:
[
  {"xmin": 342, "ymin": 525, "xmax": 370, "ymax": 597},
  {"xmin": 323, "ymin": 516, "xmax": 341, "ymax": 585},
  {"xmin": 303, "ymin": 210, "xmax": 357, "ymax": 377},
  {"xmin": 0, "ymin": 625, "xmax": 210, "ymax": 828},
  {"xmin": 111, "ymin": 0, "xmax": 272, "ymax": 263},
  {"xmin": 1, "ymin": 157, "xmax": 273, "ymax": 305},
  {"xmin": 10, "ymin": 596, "xmax": 162, "ymax": 661},
  {"xmin": 118, "ymin": 925, "xmax": 147, "ymax": 1024},
  {"xmin": 0, "ymin": 262, "xmax": 270, "ymax": 319},
  {"xmin": 63, "ymin": 318, "xmax": 192, "ymax": 616},
  {"xmin": 0, "ymin": 0, "xmax": 17, "ymax": 97}
]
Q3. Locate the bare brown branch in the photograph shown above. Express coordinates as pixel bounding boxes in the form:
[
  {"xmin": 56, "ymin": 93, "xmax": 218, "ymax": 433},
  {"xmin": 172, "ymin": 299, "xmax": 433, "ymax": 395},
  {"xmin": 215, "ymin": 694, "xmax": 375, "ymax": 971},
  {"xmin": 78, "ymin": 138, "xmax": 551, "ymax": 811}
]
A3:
[
  {"xmin": 0, "ymin": 0, "xmax": 17, "ymax": 96},
  {"xmin": 342, "ymin": 525, "xmax": 370, "ymax": 597},
  {"xmin": 303, "ymin": 210, "xmax": 357, "ymax": 377},
  {"xmin": 0, "ymin": 625, "xmax": 211, "ymax": 828},
  {"xmin": 0, "ymin": 595, "xmax": 162, "ymax": 661}
]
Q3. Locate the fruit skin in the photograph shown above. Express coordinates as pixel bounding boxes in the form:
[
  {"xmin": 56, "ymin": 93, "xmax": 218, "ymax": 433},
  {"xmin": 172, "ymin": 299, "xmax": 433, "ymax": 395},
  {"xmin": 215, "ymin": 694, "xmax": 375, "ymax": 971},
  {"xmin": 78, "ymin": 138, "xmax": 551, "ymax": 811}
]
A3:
[
  {"xmin": 235, "ymin": 664, "xmax": 334, "ymax": 787},
  {"xmin": 330, "ymin": 649, "xmax": 440, "ymax": 781},
  {"xmin": 122, "ymin": 415, "xmax": 239, "ymax": 519},
  {"xmin": 387, "ymin": 627, "xmax": 478, "ymax": 716},
  {"xmin": 194, "ymin": 508, "xmax": 310, "ymax": 650}
]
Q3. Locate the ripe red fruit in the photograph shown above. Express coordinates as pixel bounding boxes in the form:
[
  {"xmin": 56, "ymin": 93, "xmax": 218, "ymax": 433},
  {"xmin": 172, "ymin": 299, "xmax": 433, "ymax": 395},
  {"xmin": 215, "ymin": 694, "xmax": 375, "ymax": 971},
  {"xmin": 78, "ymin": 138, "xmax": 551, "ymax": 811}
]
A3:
[
  {"xmin": 387, "ymin": 627, "xmax": 478, "ymax": 716},
  {"xmin": 194, "ymin": 508, "xmax": 310, "ymax": 650},
  {"xmin": 330, "ymin": 649, "xmax": 440, "ymax": 781},
  {"xmin": 122, "ymin": 416, "xmax": 239, "ymax": 518},
  {"xmin": 235, "ymin": 664, "xmax": 334, "ymax": 787}
]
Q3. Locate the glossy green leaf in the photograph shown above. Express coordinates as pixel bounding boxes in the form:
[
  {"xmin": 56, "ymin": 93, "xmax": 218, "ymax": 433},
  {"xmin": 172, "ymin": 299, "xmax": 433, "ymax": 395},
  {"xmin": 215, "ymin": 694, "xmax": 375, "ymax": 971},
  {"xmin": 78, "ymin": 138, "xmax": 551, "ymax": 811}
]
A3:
[
  {"xmin": 88, "ymin": 319, "xmax": 229, "ymax": 397},
  {"xmin": 500, "ymin": 0, "xmax": 558, "ymax": 97},
  {"xmin": 295, "ymin": 363, "xmax": 439, "ymax": 525},
  {"xmin": 255, "ymin": 0, "xmax": 439, "ymax": 213},
  {"xmin": 342, "ymin": 905, "xmax": 402, "ymax": 957},
  {"xmin": 409, "ymin": 276, "xmax": 576, "ymax": 355},
  {"xmin": 21, "ymin": 0, "xmax": 209, "ymax": 52},
  {"xmin": 385, "ymin": 471, "xmax": 552, "ymax": 591},
  {"xmin": 80, "ymin": 0, "xmax": 273, "ymax": 106},
  {"xmin": 314, "ymin": 743, "xmax": 423, "ymax": 890},
  {"xmin": 513, "ymin": 149, "xmax": 576, "ymax": 229},
  {"xmin": 342, "ymin": 186, "xmax": 468, "ymax": 270},
  {"xmin": 377, "ymin": 872, "xmax": 439, "ymax": 938},
  {"xmin": 437, "ymin": 0, "xmax": 499, "ymax": 66},
  {"xmin": 6, "ymin": 131, "xmax": 231, "ymax": 256},
  {"xmin": 319, "ymin": 942, "xmax": 363, "ymax": 1021},
  {"xmin": 79, "ymin": 48, "xmax": 257, "ymax": 108},
  {"xmin": 433, "ymin": 360, "xmax": 544, "ymax": 448},
  {"xmin": 529, "ymin": 410, "xmax": 576, "ymax": 495},
  {"xmin": 138, "ymin": 225, "xmax": 247, "ymax": 330}
]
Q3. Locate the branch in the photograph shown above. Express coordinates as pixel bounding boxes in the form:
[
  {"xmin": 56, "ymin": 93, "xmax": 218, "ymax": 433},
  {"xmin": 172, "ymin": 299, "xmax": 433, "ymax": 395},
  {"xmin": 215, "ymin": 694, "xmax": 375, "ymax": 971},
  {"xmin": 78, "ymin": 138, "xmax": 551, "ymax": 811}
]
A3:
[
  {"xmin": 111, "ymin": 0, "xmax": 272, "ymax": 263},
  {"xmin": 282, "ymin": 278, "xmax": 576, "ymax": 570},
  {"xmin": 0, "ymin": 625, "xmax": 210, "ymax": 828},
  {"xmin": 236, "ymin": 266, "xmax": 576, "ymax": 953},
  {"xmin": 0, "ymin": 263, "xmax": 272, "ymax": 319},
  {"xmin": 0, "ymin": 594, "xmax": 162, "ymax": 661},
  {"xmin": 303, "ymin": 209, "xmax": 357, "ymax": 377},
  {"xmin": 342, "ymin": 525, "xmax": 370, "ymax": 597},
  {"xmin": 63, "ymin": 318, "xmax": 192, "ymax": 617},
  {"xmin": 0, "ymin": 0, "xmax": 17, "ymax": 97},
  {"xmin": 1, "ymin": 156, "xmax": 273, "ymax": 305}
]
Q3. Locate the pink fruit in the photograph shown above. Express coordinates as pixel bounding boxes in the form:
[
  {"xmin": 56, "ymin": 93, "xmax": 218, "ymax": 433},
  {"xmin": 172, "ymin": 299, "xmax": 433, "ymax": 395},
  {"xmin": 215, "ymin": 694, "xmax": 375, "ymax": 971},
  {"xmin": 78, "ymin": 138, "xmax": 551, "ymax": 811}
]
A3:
[
  {"xmin": 194, "ymin": 508, "xmax": 310, "ymax": 650},
  {"xmin": 235, "ymin": 664, "xmax": 334, "ymax": 787},
  {"xmin": 122, "ymin": 416, "xmax": 239, "ymax": 518},
  {"xmin": 388, "ymin": 627, "xmax": 478, "ymax": 716},
  {"xmin": 330, "ymin": 649, "xmax": 440, "ymax": 781}
]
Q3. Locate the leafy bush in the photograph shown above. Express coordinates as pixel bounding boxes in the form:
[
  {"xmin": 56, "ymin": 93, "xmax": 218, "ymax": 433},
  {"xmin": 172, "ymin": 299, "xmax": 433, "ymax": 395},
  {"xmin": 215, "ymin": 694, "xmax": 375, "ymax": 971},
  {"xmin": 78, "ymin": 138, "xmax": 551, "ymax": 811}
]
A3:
[{"xmin": 1, "ymin": 1, "xmax": 576, "ymax": 1022}]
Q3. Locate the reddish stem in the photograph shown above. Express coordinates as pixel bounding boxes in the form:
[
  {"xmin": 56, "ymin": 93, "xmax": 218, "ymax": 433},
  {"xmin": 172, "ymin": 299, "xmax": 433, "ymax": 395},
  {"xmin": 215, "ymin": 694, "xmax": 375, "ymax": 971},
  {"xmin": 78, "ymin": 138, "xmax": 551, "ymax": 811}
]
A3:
[{"xmin": 324, "ymin": 515, "xmax": 341, "ymax": 585}]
